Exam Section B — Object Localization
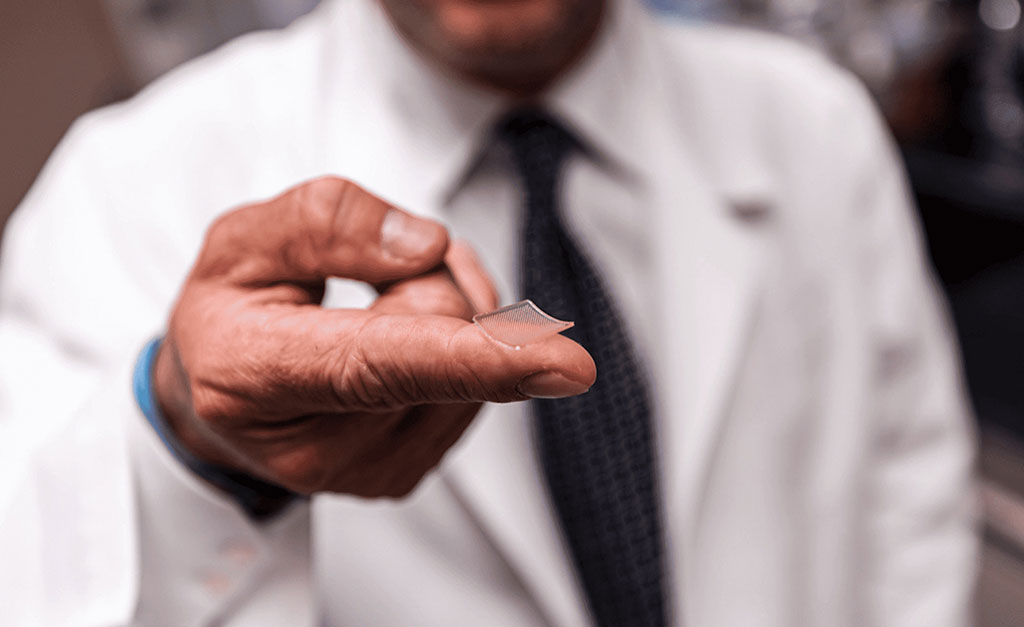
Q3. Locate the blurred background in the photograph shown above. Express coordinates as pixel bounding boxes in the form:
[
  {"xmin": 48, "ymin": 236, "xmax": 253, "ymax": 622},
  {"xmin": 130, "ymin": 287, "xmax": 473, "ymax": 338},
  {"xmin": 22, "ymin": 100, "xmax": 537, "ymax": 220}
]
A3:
[{"xmin": 1, "ymin": 0, "xmax": 1022, "ymax": 623}]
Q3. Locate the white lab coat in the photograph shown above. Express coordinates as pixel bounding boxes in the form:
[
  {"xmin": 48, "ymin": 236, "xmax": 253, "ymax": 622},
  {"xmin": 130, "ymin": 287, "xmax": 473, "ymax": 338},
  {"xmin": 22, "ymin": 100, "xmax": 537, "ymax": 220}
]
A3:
[{"xmin": 0, "ymin": 1, "xmax": 976, "ymax": 625}]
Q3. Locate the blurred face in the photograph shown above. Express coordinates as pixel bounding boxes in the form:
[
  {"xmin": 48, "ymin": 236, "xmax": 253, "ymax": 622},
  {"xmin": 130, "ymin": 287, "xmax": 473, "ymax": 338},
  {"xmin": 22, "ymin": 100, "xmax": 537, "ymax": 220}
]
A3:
[{"xmin": 379, "ymin": 0, "xmax": 606, "ymax": 95}]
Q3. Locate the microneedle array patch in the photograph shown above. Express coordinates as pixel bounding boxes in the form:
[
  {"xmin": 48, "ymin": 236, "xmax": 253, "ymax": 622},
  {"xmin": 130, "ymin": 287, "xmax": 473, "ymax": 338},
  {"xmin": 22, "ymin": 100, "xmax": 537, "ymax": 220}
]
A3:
[{"xmin": 472, "ymin": 299, "xmax": 574, "ymax": 348}]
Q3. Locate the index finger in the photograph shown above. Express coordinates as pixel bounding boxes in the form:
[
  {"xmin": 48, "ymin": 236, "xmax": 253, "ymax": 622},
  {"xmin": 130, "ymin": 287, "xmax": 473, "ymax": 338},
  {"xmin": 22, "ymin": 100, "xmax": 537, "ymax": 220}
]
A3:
[{"xmin": 194, "ymin": 176, "xmax": 450, "ymax": 287}]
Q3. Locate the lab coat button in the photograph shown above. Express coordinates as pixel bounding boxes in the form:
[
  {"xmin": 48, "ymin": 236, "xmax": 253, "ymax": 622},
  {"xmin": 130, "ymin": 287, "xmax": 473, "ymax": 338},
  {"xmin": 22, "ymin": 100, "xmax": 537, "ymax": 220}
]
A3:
[
  {"xmin": 220, "ymin": 538, "xmax": 258, "ymax": 566},
  {"xmin": 203, "ymin": 572, "xmax": 232, "ymax": 595}
]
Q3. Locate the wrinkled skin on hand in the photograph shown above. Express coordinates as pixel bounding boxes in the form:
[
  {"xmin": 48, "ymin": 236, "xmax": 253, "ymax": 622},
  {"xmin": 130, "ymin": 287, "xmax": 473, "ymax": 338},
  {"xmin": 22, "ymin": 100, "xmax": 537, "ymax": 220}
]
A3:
[{"xmin": 154, "ymin": 177, "xmax": 595, "ymax": 498}]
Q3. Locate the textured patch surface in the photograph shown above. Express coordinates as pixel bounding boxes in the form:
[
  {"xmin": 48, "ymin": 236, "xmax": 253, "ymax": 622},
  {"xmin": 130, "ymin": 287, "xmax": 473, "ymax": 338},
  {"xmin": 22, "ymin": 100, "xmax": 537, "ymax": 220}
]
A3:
[{"xmin": 472, "ymin": 299, "xmax": 574, "ymax": 347}]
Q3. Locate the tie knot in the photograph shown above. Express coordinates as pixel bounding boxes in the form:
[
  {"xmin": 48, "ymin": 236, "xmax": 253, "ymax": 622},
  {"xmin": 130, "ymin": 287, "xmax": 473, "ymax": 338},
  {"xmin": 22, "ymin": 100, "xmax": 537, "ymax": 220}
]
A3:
[{"xmin": 495, "ymin": 108, "xmax": 577, "ymax": 191}]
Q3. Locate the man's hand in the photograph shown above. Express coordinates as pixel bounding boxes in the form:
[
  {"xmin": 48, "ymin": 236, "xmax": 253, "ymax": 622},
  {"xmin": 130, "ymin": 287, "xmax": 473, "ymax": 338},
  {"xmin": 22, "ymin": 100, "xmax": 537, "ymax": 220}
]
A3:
[{"xmin": 153, "ymin": 177, "xmax": 595, "ymax": 498}]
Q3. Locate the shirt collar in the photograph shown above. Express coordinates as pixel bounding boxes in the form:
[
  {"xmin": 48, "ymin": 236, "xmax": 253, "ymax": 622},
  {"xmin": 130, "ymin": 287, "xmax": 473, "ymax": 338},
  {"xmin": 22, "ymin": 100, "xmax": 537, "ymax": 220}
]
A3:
[
  {"xmin": 542, "ymin": 0, "xmax": 650, "ymax": 181},
  {"xmin": 352, "ymin": 0, "xmax": 503, "ymax": 204}
]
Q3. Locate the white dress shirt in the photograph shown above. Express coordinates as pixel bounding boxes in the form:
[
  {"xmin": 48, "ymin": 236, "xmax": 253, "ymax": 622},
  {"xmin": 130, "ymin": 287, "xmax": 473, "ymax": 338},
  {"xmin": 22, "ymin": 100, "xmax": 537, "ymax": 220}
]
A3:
[{"xmin": 0, "ymin": 1, "xmax": 976, "ymax": 625}]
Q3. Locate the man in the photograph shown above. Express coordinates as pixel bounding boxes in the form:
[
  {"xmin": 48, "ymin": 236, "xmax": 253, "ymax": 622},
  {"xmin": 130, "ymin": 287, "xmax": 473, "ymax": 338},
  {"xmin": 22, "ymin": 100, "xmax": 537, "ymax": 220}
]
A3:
[{"xmin": 0, "ymin": 0, "xmax": 976, "ymax": 625}]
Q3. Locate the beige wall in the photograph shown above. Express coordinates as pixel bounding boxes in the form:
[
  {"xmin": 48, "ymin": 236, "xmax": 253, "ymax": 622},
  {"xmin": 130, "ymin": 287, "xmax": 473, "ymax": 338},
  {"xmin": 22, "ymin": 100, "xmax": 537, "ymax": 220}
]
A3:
[{"xmin": 0, "ymin": 0, "xmax": 133, "ymax": 238}]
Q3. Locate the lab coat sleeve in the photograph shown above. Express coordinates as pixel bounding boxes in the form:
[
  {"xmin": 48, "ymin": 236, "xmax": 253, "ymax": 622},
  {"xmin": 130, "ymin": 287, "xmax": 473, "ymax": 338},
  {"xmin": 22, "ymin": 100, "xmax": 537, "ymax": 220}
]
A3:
[
  {"xmin": 847, "ymin": 93, "xmax": 978, "ymax": 627},
  {"xmin": 0, "ymin": 114, "xmax": 312, "ymax": 626},
  {"xmin": 130, "ymin": 378, "xmax": 314, "ymax": 627}
]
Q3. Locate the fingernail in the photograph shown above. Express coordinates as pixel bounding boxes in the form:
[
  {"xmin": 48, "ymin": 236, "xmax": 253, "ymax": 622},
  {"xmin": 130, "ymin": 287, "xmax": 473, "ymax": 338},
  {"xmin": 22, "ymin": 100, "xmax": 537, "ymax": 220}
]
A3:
[
  {"xmin": 517, "ymin": 372, "xmax": 590, "ymax": 399},
  {"xmin": 381, "ymin": 210, "xmax": 441, "ymax": 260}
]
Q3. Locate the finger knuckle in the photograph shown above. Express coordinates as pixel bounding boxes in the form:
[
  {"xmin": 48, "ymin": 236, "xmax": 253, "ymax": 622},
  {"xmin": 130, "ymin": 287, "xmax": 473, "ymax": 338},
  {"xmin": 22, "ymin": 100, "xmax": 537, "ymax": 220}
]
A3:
[
  {"xmin": 304, "ymin": 175, "xmax": 352, "ymax": 202},
  {"xmin": 434, "ymin": 291, "xmax": 475, "ymax": 320},
  {"xmin": 205, "ymin": 206, "xmax": 244, "ymax": 240},
  {"xmin": 442, "ymin": 350, "xmax": 489, "ymax": 403},
  {"xmin": 333, "ymin": 340, "xmax": 404, "ymax": 410},
  {"xmin": 196, "ymin": 208, "xmax": 248, "ymax": 273},
  {"xmin": 294, "ymin": 179, "xmax": 342, "ymax": 230},
  {"xmin": 295, "ymin": 176, "xmax": 371, "ymax": 257},
  {"xmin": 402, "ymin": 283, "xmax": 474, "ymax": 319},
  {"xmin": 298, "ymin": 176, "xmax": 361, "ymax": 224}
]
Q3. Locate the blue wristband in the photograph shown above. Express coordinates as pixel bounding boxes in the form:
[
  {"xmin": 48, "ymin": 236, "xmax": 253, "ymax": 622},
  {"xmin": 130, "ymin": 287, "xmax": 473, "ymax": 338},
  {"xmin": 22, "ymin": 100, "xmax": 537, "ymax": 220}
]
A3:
[{"xmin": 133, "ymin": 338, "xmax": 299, "ymax": 520}]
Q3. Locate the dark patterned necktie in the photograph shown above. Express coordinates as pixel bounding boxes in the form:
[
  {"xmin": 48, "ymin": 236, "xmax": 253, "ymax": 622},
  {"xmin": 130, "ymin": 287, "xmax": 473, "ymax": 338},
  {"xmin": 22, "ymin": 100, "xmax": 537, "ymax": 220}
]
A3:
[{"xmin": 496, "ymin": 109, "xmax": 666, "ymax": 627}]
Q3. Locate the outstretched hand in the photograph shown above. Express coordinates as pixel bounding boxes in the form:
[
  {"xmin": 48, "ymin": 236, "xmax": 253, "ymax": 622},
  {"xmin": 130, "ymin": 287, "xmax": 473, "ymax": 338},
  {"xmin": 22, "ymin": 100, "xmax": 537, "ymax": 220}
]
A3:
[{"xmin": 154, "ymin": 177, "xmax": 595, "ymax": 497}]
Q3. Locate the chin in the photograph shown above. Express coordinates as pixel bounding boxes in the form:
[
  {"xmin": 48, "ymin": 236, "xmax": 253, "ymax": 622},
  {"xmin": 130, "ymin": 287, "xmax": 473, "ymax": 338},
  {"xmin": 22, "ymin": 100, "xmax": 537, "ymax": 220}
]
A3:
[
  {"xmin": 382, "ymin": 0, "xmax": 604, "ymax": 92},
  {"xmin": 436, "ymin": 0, "xmax": 566, "ymax": 49}
]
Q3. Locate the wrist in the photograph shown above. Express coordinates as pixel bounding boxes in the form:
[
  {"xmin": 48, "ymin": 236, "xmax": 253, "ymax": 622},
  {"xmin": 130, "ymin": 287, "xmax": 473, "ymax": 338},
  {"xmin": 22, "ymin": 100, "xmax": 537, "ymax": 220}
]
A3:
[
  {"xmin": 137, "ymin": 338, "xmax": 299, "ymax": 519},
  {"xmin": 152, "ymin": 339, "xmax": 236, "ymax": 470}
]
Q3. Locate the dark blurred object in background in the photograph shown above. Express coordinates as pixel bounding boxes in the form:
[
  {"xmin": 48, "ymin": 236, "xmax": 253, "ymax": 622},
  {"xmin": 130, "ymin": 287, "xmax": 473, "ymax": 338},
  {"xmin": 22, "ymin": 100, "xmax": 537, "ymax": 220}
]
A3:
[{"xmin": 894, "ymin": 0, "xmax": 1024, "ymax": 443}]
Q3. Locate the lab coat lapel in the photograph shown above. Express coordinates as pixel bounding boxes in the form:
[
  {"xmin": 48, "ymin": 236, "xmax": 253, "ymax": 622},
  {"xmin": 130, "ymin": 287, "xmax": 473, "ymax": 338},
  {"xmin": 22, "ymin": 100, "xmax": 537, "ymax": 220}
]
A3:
[
  {"xmin": 652, "ymin": 159, "xmax": 767, "ymax": 538},
  {"xmin": 441, "ymin": 403, "xmax": 593, "ymax": 627},
  {"xmin": 614, "ymin": 25, "xmax": 766, "ymax": 626},
  {"xmin": 642, "ymin": 86, "xmax": 770, "ymax": 625}
]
